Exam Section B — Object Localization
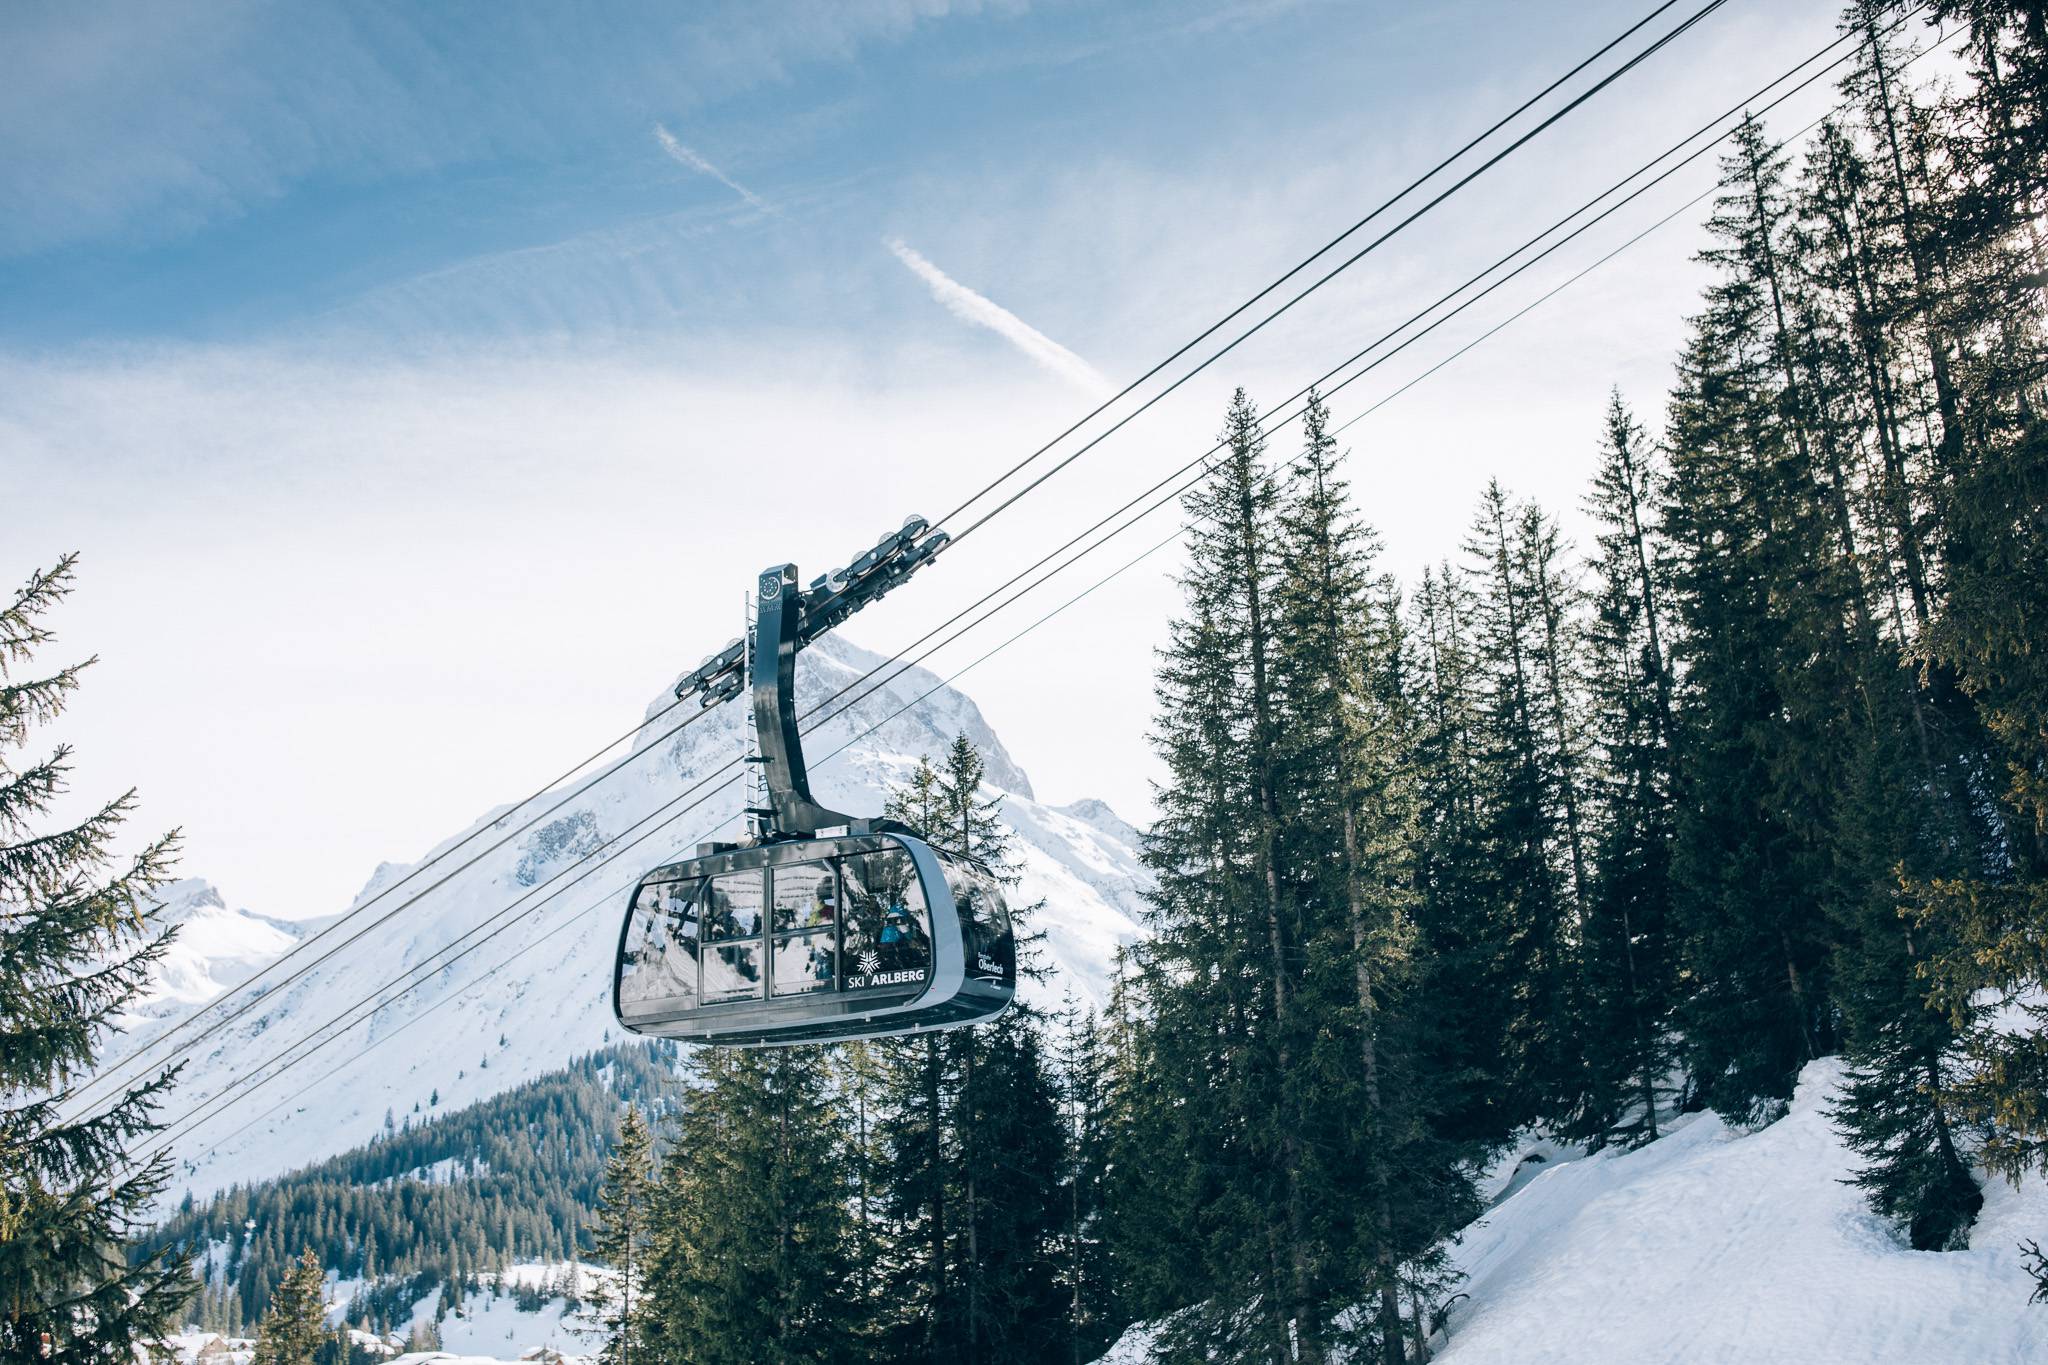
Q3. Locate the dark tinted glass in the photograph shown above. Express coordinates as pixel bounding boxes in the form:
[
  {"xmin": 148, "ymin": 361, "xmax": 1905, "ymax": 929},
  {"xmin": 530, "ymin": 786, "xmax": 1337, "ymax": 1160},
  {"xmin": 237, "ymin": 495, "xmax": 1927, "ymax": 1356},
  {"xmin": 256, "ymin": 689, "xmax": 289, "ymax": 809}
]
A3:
[
  {"xmin": 840, "ymin": 849, "xmax": 930, "ymax": 990},
  {"xmin": 772, "ymin": 928, "xmax": 836, "ymax": 996},
  {"xmin": 700, "ymin": 871, "xmax": 765, "ymax": 1001},
  {"xmin": 773, "ymin": 861, "xmax": 836, "ymax": 932},
  {"xmin": 943, "ymin": 859, "xmax": 1015, "ymax": 985}
]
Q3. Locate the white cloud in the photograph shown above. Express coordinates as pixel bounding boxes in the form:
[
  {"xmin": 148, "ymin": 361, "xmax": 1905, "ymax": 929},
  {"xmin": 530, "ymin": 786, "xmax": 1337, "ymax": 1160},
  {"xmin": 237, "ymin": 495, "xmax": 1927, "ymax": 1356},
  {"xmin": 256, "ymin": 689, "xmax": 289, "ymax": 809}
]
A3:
[
  {"xmin": 653, "ymin": 124, "xmax": 778, "ymax": 216},
  {"xmin": 885, "ymin": 236, "xmax": 1112, "ymax": 399}
]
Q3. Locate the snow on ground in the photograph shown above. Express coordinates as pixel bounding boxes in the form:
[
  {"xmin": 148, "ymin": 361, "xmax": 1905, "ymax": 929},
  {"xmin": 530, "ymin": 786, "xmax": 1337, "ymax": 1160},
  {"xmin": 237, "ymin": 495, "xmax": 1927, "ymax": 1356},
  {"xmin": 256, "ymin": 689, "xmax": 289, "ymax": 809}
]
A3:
[
  {"xmin": 1439, "ymin": 1059, "xmax": 2048, "ymax": 1363},
  {"xmin": 402, "ymin": 1261, "xmax": 608, "ymax": 1361},
  {"xmin": 431, "ymin": 1266, "xmax": 599, "ymax": 1362},
  {"xmin": 173, "ymin": 1262, "xmax": 606, "ymax": 1365},
  {"xmin": 1098, "ymin": 1058, "xmax": 2048, "ymax": 1364}
]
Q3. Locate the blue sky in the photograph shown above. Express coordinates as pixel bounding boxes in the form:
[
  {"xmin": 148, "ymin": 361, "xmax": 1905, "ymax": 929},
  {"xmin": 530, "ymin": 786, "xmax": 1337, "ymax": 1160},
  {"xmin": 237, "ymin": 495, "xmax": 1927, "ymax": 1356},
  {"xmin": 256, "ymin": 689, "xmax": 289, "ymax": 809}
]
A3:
[
  {"xmin": 2, "ymin": 0, "xmax": 1751, "ymax": 349},
  {"xmin": 5, "ymin": 0, "xmax": 1389, "ymax": 341},
  {"xmin": 7, "ymin": 0, "xmax": 1899, "ymax": 915}
]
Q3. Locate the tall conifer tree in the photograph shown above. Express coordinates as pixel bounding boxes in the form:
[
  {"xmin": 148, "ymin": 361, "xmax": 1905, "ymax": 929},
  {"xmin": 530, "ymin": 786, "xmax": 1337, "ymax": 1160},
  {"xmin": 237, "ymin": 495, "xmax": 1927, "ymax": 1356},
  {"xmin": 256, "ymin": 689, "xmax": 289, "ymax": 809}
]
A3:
[
  {"xmin": 1662, "ymin": 118, "xmax": 1856, "ymax": 1116},
  {"xmin": 1573, "ymin": 394, "xmax": 1680, "ymax": 1147},
  {"xmin": 1272, "ymin": 392, "xmax": 1475, "ymax": 1362},
  {"xmin": 589, "ymin": 1103, "xmax": 654, "ymax": 1365},
  {"xmin": 1406, "ymin": 564, "xmax": 1519, "ymax": 1148},
  {"xmin": 251, "ymin": 1250, "xmax": 328, "ymax": 1365},
  {"xmin": 1123, "ymin": 388, "xmax": 1323, "ymax": 1362},
  {"xmin": 0, "ymin": 555, "xmax": 194, "ymax": 1364},
  {"xmin": 640, "ymin": 1047, "xmax": 854, "ymax": 1365},
  {"xmin": 1909, "ymin": 0, "xmax": 2048, "ymax": 1285},
  {"xmin": 1461, "ymin": 482, "xmax": 1579, "ymax": 1125}
]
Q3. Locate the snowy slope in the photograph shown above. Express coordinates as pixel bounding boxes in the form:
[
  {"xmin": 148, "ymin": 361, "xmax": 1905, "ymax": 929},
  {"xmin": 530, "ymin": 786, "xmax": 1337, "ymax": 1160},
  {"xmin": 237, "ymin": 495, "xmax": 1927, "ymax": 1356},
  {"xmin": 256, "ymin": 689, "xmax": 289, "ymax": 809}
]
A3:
[
  {"xmin": 1438, "ymin": 1059, "xmax": 2048, "ymax": 1364},
  {"xmin": 122, "ymin": 881, "xmax": 308, "ymax": 1038},
  {"xmin": 1099, "ymin": 1058, "xmax": 2048, "ymax": 1365},
  {"xmin": 169, "ymin": 1262, "xmax": 607, "ymax": 1364},
  {"xmin": 121, "ymin": 633, "xmax": 1146, "ymax": 1199}
]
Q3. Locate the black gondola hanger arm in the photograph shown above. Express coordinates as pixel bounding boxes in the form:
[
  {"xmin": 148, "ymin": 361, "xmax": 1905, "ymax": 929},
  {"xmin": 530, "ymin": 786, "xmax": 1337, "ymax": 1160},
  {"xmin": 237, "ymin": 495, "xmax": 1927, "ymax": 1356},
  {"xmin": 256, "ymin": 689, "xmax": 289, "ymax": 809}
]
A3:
[{"xmin": 669, "ymin": 513, "xmax": 951, "ymax": 838}]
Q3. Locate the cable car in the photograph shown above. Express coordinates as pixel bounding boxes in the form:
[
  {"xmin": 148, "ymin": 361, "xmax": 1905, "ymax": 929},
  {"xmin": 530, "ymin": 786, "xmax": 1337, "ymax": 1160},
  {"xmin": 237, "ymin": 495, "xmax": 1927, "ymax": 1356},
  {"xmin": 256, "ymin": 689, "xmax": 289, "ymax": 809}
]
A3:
[{"xmin": 612, "ymin": 519, "xmax": 1016, "ymax": 1046}]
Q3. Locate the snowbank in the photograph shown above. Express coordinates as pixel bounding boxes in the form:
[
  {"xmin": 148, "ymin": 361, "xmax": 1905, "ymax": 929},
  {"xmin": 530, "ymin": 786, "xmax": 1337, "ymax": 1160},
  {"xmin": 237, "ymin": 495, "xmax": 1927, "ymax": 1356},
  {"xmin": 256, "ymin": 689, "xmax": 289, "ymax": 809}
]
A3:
[
  {"xmin": 1438, "ymin": 1058, "xmax": 2047, "ymax": 1363},
  {"xmin": 1099, "ymin": 1058, "xmax": 2048, "ymax": 1364}
]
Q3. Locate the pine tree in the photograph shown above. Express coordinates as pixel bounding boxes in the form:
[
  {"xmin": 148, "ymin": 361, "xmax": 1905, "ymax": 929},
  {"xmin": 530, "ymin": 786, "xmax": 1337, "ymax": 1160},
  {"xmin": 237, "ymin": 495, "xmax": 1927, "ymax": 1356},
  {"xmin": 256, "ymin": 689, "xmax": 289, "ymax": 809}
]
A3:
[
  {"xmin": 830, "ymin": 1041, "xmax": 893, "ymax": 1355},
  {"xmin": 1406, "ymin": 563, "xmax": 1520, "ymax": 1147},
  {"xmin": 1572, "ymin": 394, "xmax": 1680, "ymax": 1147},
  {"xmin": 952, "ymin": 1010, "xmax": 1065, "ymax": 1365},
  {"xmin": 933, "ymin": 735, "xmax": 1010, "ymax": 869},
  {"xmin": 1661, "ymin": 118, "xmax": 1858, "ymax": 1117},
  {"xmin": 0, "ymin": 554, "xmax": 195, "ymax": 1363},
  {"xmin": 1117, "ymin": 387, "xmax": 1328, "ymax": 1362},
  {"xmin": 1909, "ymin": 0, "xmax": 2048, "ymax": 1290},
  {"xmin": 1272, "ymin": 391, "xmax": 1476, "ymax": 1362},
  {"xmin": 588, "ymin": 1103, "xmax": 653, "ymax": 1365},
  {"xmin": 1460, "ymin": 481, "xmax": 1578, "ymax": 1126},
  {"xmin": 1096, "ymin": 944, "xmax": 1206, "ymax": 1332},
  {"xmin": 872, "ymin": 1026, "xmax": 956, "ymax": 1361},
  {"xmin": 884, "ymin": 756, "xmax": 946, "ymax": 845},
  {"xmin": 1050, "ymin": 999, "xmax": 1120, "ymax": 1365},
  {"xmin": 640, "ymin": 1046, "xmax": 854, "ymax": 1365},
  {"xmin": 252, "ymin": 1249, "xmax": 328, "ymax": 1365}
]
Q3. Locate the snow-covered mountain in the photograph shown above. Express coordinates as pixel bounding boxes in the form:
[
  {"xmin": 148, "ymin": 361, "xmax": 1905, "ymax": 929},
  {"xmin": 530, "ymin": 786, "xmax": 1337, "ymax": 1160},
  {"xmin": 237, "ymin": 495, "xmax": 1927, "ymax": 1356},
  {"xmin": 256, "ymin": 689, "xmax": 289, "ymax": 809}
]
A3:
[
  {"xmin": 121, "ymin": 634, "xmax": 1148, "ymax": 1199},
  {"xmin": 122, "ymin": 881, "xmax": 313, "ymax": 1034}
]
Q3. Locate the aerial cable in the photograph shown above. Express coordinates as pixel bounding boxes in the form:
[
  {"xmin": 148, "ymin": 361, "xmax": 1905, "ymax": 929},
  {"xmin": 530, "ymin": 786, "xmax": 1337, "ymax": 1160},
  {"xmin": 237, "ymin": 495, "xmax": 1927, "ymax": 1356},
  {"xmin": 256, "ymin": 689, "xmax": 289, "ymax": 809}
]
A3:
[
  {"xmin": 926, "ymin": 0, "xmax": 1702, "ymax": 534},
  {"xmin": 66, "ymin": 0, "xmax": 1719, "ymax": 1120},
  {"xmin": 933, "ymin": 0, "xmax": 1729, "ymax": 553},
  {"xmin": 1330, "ymin": 15, "xmax": 1948, "ymax": 436},
  {"xmin": 797, "ymin": 3, "xmax": 1928, "ymax": 738}
]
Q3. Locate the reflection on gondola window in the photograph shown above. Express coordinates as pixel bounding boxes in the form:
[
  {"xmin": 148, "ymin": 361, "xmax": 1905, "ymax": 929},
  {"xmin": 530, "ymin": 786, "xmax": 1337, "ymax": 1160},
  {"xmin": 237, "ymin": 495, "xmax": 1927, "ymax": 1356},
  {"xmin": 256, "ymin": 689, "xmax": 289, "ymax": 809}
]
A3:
[
  {"xmin": 700, "ymin": 871, "xmax": 765, "ymax": 1001},
  {"xmin": 620, "ymin": 879, "xmax": 701, "ymax": 1014},
  {"xmin": 703, "ymin": 870, "xmax": 765, "ymax": 942}
]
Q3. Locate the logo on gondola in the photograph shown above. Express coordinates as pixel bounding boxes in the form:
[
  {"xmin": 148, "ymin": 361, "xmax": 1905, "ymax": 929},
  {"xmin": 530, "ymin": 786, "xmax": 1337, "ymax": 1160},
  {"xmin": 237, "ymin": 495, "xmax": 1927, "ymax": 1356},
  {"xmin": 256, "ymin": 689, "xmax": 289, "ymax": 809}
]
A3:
[
  {"xmin": 760, "ymin": 574, "xmax": 781, "ymax": 601},
  {"xmin": 849, "ymin": 968, "xmax": 926, "ymax": 988},
  {"xmin": 858, "ymin": 949, "xmax": 882, "ymax": 975}
]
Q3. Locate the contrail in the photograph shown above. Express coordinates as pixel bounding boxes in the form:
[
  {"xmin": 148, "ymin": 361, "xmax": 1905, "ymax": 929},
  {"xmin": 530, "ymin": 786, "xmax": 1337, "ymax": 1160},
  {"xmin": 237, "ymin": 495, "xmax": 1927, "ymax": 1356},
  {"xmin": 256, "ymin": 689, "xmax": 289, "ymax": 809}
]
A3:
[
  {"xmin": 886, "ymin": 238, "xmax": 1110, "ymax": 398},
  {"xmin": 653, "ymin": 124, "xmax": 777, "ymax": 216}
]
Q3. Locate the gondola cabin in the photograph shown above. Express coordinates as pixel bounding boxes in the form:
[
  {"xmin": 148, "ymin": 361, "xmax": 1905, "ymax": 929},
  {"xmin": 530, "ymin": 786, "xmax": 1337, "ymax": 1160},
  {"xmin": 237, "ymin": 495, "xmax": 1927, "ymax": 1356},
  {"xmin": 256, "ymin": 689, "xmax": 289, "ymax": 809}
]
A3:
[
  {"xmin": 614, "ymin": 831, "xmax": 1015, "ymax": 1046},
  {"xmin": 612, "ymin": 530, "xmax": 1016, "ymax": 1046}
]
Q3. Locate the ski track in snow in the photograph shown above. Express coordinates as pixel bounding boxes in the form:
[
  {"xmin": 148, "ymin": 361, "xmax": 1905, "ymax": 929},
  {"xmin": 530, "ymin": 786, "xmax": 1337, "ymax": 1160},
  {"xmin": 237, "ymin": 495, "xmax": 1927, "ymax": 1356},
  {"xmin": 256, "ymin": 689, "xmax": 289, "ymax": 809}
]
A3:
[{"xmin": 116, "ymin": 634, "xmax": 1147, "ymax": 1200}]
